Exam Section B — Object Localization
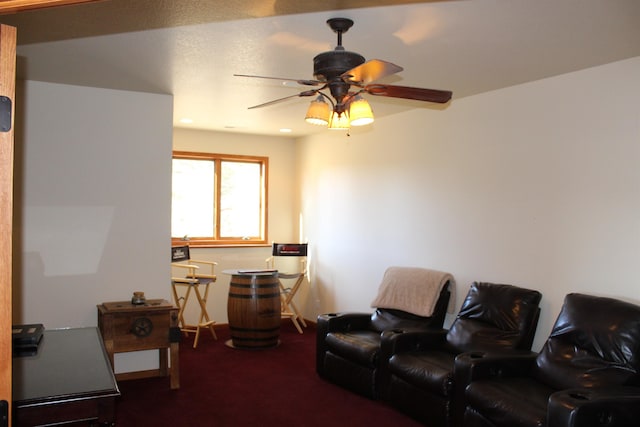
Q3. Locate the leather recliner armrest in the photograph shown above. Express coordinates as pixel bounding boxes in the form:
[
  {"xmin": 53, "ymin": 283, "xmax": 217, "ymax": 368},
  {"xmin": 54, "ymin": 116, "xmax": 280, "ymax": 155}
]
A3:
[
  {"xmin": 547, "ymin": 386, "xmax": 640, "ymax": 427},
  {"xmin": 381, "ymin": 328, "xmax": 448, "ymax": 354},
  {"xmin": 318, "ymin": 312, "xmax": 374, "ymax": 332},
  {"xmin": 455, "ymin": 351, "xmax": 537, "ymax": 382},
  {"xmin": 377, "ymin": 328, "xmax": 448, "ymax": 399}
]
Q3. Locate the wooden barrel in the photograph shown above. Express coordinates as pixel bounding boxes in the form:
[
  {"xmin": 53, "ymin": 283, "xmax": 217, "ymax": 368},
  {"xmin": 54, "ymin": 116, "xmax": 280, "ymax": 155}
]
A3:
[{"xmin": 227, "ymin": 272, "xmax": 281, "ymax": 349}]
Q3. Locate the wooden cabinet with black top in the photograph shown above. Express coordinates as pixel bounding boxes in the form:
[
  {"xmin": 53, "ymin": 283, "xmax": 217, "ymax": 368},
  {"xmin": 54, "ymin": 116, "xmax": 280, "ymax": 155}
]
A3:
[{"xmin": 97, "ymin": 299, "xmax": 180, "ymax": 389}]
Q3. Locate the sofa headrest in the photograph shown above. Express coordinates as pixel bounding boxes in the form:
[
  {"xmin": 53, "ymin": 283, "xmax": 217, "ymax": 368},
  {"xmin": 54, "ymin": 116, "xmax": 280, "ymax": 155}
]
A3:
[
  {"xmin": 444, "ymin": 282, "xmax": 541, "ymax": 352},
  {"xmin": 535, "ymin": 293, "xmax": 640, "ymax": 389},
  {"xmin": 457, "ymin": 282, "xmax": 541, "ymax": 331}
]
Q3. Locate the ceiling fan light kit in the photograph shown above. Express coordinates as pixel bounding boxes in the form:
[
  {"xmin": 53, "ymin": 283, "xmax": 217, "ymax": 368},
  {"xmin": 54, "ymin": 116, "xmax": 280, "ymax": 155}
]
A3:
[
  {"xmin": 305, "ymin": 93, "xmax": 373, "ymax": 128},
  {"xmin": 236, "ymin": 17, "xmax": 452, "ymax": 131}
]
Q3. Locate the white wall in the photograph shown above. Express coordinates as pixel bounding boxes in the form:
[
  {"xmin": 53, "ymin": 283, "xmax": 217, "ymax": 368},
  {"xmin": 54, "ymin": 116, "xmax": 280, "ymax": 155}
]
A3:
[
  {"xmin": 14, "ymin": 81, "xmax": 173, "ymax": 372},
  {"xmin": 297, "ymin": 57, "xmax": 640, "ymax": 351},
  {"xmin": 172, "ymin": 128, "xmax": 299, "ymax": 325}
]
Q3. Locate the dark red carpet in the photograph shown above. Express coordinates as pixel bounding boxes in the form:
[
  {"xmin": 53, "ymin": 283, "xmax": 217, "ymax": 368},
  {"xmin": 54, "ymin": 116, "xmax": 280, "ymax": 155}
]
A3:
[{"xmin": 115, "ymin": 321, "xmax": 422, "ymax": 426}]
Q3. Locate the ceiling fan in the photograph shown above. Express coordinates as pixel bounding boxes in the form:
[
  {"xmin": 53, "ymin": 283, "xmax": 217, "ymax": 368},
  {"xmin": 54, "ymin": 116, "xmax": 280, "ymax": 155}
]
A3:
[{"xmin": 235, "ymin": 18, "xmax": 452, "ymax": 129}]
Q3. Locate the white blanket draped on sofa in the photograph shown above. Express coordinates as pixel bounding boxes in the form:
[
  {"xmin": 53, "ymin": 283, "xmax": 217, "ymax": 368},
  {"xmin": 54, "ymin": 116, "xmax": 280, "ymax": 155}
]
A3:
[{"xmin": 370, "ymin": 266, "xmax": 455, "ymax": 317}]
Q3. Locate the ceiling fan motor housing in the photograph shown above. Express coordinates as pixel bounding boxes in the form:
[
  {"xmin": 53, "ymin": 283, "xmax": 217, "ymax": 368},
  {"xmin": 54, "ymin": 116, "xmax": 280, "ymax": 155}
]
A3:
[{"xmin": 313, "ymin": 49, "xmax": 365, "ymax": 82}]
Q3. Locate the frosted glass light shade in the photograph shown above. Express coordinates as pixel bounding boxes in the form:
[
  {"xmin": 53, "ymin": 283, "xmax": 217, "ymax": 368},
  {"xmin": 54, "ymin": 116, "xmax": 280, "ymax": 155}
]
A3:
[
  {"xmin": 349, "ymin": 96, "xmax": 374, "ymax": 126},
  {"xmin": 328, "ymin": 111, "xmax": 350, "ymax": 130},
  {"xmin": 305, "ymin": 96, "xmax": 330, "ymax": 125}
]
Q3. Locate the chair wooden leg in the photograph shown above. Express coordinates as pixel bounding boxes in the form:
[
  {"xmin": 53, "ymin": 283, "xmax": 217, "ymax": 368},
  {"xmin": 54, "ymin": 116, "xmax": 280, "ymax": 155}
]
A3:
[
  {"xmin": 278, "ymin": 290, "xmax": 302, "ymax": 333},
  {"xmin": 173, "ymin": 282, "xmax": 217, "ymax": 348},
  {"xmin": 281, "ymin": 276, "xmax": 307, "ymax": 330},
  {"xmin": 290, "ymin": 314, "xmax": 304, "ymax": 334},
  {"xmin": 172, "ymin": 283, "xmax": 193, "ymax": 337},
  {"xmin": 193, "ymin": 324, "xmax": 201, "ymax": 349},
  {"xmin": 193, "ymin": 284, "xmax": 217, "ymax": 342},
  {"xmin": 289, "ymin": 299, "xmax": 307, "ymax": 327}
]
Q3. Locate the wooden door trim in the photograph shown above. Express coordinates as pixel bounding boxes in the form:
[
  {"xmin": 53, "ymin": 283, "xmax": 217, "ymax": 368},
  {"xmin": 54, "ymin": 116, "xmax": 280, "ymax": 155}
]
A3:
[
  {"xmin": 0, "ymin": 22, "xmax": 16, "ymax": 424},
  {"xmin": 0, "ymin": 0, "xmax": 100, "ymax": 14}
]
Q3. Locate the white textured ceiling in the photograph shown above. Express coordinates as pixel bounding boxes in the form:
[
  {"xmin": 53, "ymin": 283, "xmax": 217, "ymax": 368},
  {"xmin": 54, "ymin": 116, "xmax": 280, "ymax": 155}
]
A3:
[{"xmin": 2, "ymin": 0, "xmax": 640, "ymax": 137}]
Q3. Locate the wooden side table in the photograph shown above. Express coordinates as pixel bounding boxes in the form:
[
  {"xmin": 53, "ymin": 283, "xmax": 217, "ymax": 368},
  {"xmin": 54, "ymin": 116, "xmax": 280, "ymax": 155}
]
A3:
[{"xmin": 97, "ymin": 299, "xmax": 180, "ymax": 389}]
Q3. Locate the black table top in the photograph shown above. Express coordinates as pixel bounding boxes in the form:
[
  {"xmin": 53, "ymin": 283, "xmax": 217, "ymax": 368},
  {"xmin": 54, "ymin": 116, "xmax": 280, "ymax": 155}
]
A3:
[{"xmin": 13, "ymin": 327, "xmax": 120, "ymax": 405}]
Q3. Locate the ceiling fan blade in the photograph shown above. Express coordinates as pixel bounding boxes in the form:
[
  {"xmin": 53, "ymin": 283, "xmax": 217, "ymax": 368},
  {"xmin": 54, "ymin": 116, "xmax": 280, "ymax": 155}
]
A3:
[
  {"xmin": 247, "ymin": 90, "xmax": 317, "ymax": 109},
  {"xmin": 234, "ymin": 74, "xmax": 322, "ymax": 87},
  {"xmin": 341, "ymin": 59, "xmax": 403, "ymax": 85},
  {"xmin": 365, "ymin": 84, "xmax": 452, "ymax": 103}
]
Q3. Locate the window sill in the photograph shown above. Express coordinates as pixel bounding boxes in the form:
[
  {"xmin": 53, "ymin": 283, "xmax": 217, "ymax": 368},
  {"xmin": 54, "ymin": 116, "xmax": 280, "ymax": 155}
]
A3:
[
  {"xmin": 186, "ymin": 243, "xmax": 271, "ymax": 249},
  {"xmin": 172, "ymin": 239, "xmax": 271, "ymax": 249}
]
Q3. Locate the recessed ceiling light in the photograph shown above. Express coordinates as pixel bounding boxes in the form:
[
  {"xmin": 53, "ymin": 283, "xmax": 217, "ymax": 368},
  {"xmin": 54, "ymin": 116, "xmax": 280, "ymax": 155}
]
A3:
[
  {"xmin": 179, "ymin": 118, "xmax": 193, "ymax": 124},
  {"xmin": 279, "ymin": 128, "xmax": 292, "ymax": 133}
]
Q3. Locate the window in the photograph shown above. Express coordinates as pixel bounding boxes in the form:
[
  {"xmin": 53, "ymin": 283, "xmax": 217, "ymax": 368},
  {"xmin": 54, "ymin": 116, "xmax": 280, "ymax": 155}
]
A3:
[{"xmin": 171, "ymin": 151, "xmax": 268, "ymax": 247}]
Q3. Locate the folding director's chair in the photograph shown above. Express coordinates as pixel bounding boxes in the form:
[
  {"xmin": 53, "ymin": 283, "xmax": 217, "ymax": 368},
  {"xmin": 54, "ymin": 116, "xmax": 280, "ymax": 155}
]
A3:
[
  {"xmin": 171, "ymin": 245, "xmax": 217, "ymax": 348},
  {"xmin": 266, "ymin": 243, "xmax": 308, "ymax": 334}
]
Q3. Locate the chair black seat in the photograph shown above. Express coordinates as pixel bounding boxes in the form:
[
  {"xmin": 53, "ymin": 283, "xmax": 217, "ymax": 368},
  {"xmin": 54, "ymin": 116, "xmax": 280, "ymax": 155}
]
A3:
[
  {"xmin": 325, "ymin": 331, "xmax": 382, "ymax": 367},
  {"xmin": 389, "ymin": 350, "xmax": 456, "ymax": 394},
  {"xmin": 466, "ymin": 377, "xmax": 553, "ymax": 427}
]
